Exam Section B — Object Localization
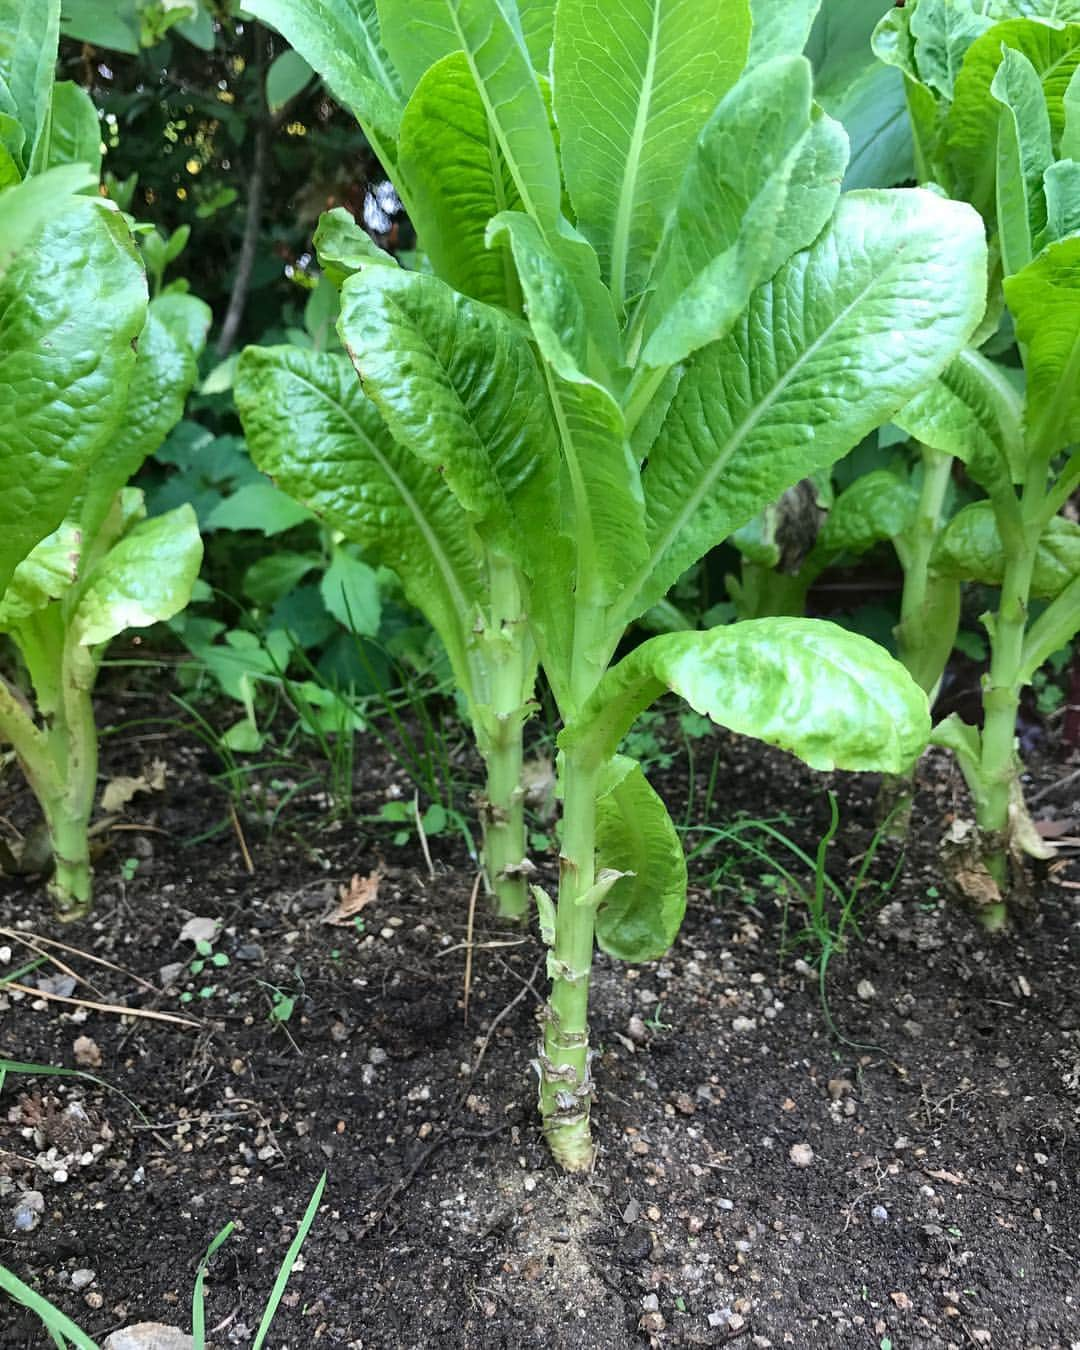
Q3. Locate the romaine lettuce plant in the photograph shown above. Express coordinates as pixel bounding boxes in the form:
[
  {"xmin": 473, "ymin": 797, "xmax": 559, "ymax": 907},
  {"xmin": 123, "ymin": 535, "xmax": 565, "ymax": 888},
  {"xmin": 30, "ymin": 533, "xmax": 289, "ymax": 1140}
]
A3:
[
  {"xmin": 244, "ymin": 0, "xmax": 986, "ymax": 1166},
  {"xmin": 235, "ymin": 214, "xmax": 540, "ymax": 921},
  {"xmin": 0, "ymin": 3, "xmax": 207, "ymax": 917},
  {"xmin": 875, "ymin": 1, "xmax": 1080, "ymax": 921}
]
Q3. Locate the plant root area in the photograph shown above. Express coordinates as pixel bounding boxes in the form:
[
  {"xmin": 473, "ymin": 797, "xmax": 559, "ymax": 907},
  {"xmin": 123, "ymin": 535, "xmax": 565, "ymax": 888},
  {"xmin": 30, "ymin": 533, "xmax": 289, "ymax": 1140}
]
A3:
[{"xmin": 2, "ymin": 702, "xmax": 1079, "ymax": 1349}]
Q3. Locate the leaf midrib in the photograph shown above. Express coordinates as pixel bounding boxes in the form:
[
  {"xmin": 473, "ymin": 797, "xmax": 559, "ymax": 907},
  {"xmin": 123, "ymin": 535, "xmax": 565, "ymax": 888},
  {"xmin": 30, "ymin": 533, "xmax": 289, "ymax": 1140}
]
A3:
[
  {"xmin": 283, "ymin": 365, "xmax": 480, "ymax": 626},
  {"xmin": 610, "ymin": 0, "xmax": 661, "ymax": 313},
  {"xmin": 621, "ymin": 226, "xmax": 932, "ymax": 624}
]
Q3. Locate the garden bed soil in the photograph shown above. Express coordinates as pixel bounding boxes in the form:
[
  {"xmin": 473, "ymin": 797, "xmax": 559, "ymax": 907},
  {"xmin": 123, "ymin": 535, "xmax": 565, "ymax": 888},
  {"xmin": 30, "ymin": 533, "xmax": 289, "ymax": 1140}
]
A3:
[{"xmin": 2, "ymin": 691, "xmax": 1079, "ymax": 1349}]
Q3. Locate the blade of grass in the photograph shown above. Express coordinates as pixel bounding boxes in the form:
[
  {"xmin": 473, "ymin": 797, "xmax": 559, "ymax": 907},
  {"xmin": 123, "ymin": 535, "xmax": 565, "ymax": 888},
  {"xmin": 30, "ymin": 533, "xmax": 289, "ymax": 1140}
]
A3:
[
  {"xmin": 192, "ymin": 1220, "xmax": 236, "ymax": 1350},
  {"xmin": 0, "ymin": 1263, "xmax": 100, "ymax": 1350},
  {"xmin": 252, "ymin": 1171, "xmax": 327, "ymax": 1350}
]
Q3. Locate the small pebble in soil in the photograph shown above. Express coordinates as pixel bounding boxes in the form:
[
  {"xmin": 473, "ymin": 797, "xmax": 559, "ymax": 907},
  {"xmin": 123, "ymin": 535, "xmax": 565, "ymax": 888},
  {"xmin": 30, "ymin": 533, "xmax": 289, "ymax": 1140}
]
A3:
[
  {"xmin": 627, "ymin": 1015, "xmax": 647, "ymax": 1042},
  {"xmin": 12, "ymin": 1190, "xmax": 44, "ymax": 1231},
  {"xmin": 871, "ymin": 1206, "xmax": 889, "ymax": 1224},
  {"xmin": 789, "ymin": 1143, "xmax": 814, "ymax": 1168},
  {"xmin": 71, "ymin": 1269, "xmax": 96, "ymax": 1290},
  {"xmin": 368, "ymin": 1046, "xmax": 388, "ymax": 1065},
  {"xmin": 857, "ymin": 980, "xmax": 876, "ymax": 1000}
]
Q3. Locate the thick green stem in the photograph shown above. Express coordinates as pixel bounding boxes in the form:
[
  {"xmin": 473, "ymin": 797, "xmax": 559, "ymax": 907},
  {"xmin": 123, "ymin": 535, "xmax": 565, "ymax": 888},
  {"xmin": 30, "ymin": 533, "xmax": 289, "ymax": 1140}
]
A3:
[
  {"xmin": 476, "ymin": 558, "xmax": 533, "ymax": 920},
  {"xmin": 976, "ymin": 542, "xmax": 1037, "ymax": 893},
  {"xmin": 538, "ymin": 755, "xmax": 600, "ymax": 1171},
  {"xmin": 2, "ymin": 620, "xmax": 99, "ymax": 918},
  {"xmin": 896, "ymin": 447, "xmax": 957, "ymax": 697}
]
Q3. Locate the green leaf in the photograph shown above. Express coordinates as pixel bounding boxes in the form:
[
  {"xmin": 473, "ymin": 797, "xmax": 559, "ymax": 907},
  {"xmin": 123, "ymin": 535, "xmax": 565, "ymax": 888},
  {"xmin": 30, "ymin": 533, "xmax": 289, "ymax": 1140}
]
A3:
[
  {"xmin": 384, "ymin": 0, "xmax": 560, "ymax": 230},
  {"xmin": 808, "ymin": 0, "xmax": 913, "ymax": 189},
  {"xmin": 0, "ymin": 202, "xmax": 146, "ymax": 598},
  {"xmin": 909, "ymin": 0, "xmax": 993, "ymax": 100},
  {"xmin": 747, "ymin": 0, "xmax": 821, "ymax": 66},
  {"xmin": 398, "ymin": 52, "xmax": 522, "ymax": 306},
  {"xmin": 892, "ymin": 347, "xmax": 1025, "ymax": 506},
  {"xmin": 242, "ymin": 0, "xmax": 404, "ymax": 148},
  {"xmin": 1018, "ymin": 570, "xmax": 1080, "ymax": 683},
  {"xmin": 487, "ymin": 212, "xmax": 647, "ymax": 615},
  {"xmin": 59, "ymin": 0, "xmax": 140, "ymax": 54},
  {"xmin": 930, "ymin": 710, "xmax": 981, "ymax": 780},
  {"xmin": 1063, "ymin": 62, "xmax": 1080, "ymax": 154},
  {"xmin": 75, "ymin": 292, "xmax": 212, "ymax": 541},
  {"xmin": 561, "ymin": 619, "xmax": 931, "ymax": 774},
  {"xmin": 933, "ymin": 500, "xmax": 1080, "ymax": 596},
  {"xmin": 519, "ymin": 0, "xmax": 555, "ymax": 72},
  {"xmin": 72, "ymin": 504, "xmax": 203, "ymax": 646},
  {"xmin": 40, "ymin": 81, "xmax": 102, "ymax": 177},
  {"xmin": 243, "ymin": 552, "xmax": 320, "ymax": 607},
  {"xmin": 205, "ymin": 482, "xmax": 315, "ymax": 535},
  {"xmin": 376, "ymin": 0, "xmax": 458, "ymax": 91},
  {"xmin": 1004, "ymin": 233, "xmax": 1080, "ymax": 453},
  {"xmin": 0, "ymin": 0, "xmax": 60, "ymax": 170},
  {"xmin": 820, "ymin": 471, "xmax": 917, "ymax": 556},
  {"xmin": 320, "ymin": 550, "xmax": 381, "ymax": 635},
  {"xmin": 553, "ymin": 0, "xmax": 750, "ymax": 310},
  {"xmin": 0, "ymin": 163, "xmax": 100, "ymax": 270},
  {"xmin": 593, "ymin": 755, "xmax": 687, "ymax": 962},
  {"xmin": 337, "ymin": 264, "xmax": 559, "ymax": 564},
  {"xmin": 0, "ymin": 523, "xmax": 81, "ymax": 629},
  {"xmin": 266, "ymin": 48, "xmax": 314, "ymax": 112},
  {"xmin": 991, "ymin": 44, "xmax": 1053, "ymax": 276},
  {"xmin": 235, "ymin": 345, "xmax": 486, "ymax": 692},
  {"xmin": 949, "ymin": 19, "xmax": 1080, "ymax": 215},
  {"xmin": 623, "ymin": 189, "xmax": 987, "ymax": 623},
  {"xmin": 313, "ymin": 206, "xmax": 395, "ymax": 285},
  {"xmin": 641, "ymin": 56, "xmax": 848, "ymax": 369},
  {"xmin": 1043, "ymin": 156, "xmax": 1080, "ymax": 240}
]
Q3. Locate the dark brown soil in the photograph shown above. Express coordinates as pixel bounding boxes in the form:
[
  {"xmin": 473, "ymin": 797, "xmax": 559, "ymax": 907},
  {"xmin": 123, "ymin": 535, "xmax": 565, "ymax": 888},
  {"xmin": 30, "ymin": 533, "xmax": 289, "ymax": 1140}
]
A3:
[{"xmin": 2, "ymin": 687, "xmax": 1079, "ymax": 1349}]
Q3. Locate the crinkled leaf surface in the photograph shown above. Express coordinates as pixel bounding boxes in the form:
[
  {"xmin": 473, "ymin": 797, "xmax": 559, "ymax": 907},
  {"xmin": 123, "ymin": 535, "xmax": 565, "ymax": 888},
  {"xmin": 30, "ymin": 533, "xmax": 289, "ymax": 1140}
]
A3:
[
  {"xmin": 1004, "ymin": 233, "xmax": 1080, "ymax": 452},
  {"xmin": 553, "ymin": 0, "xmax": 750, "ymax": 310},
  {"xmin": 624, "ymin": 189, "xmax": 987, "ymax": 624},
  {"xmin": 820, "ymin": 470, "xmax": 916, "ymax": 556},
  {"xmin": 0, "ymin": 163, "xmax": 100, "ymax": 271},
  {"xmin": 642, "ymin": 56, "xmax": 848, "ymax": 368},
  {"xmin": 235, "ymin": 345, "xmax": 485, "ymax": 688},
  {"xmin": 933, "ymin": 500, "xmax": 1080, "ymax": 596},
  {"xmin": 75, "ymin": 292, "xmax": 211, "ymax": 541},
  {"xmin": 337, "ymin": 264, "xmax": 559, "ymax": 564},
  {"xmin": 72, "ymin": 504, "xmax": 203, "ymax": 647},
  {"xmin": 594, "ymin": 755, "xmax": 687, "ymax": 962},
  {"xmin": 0, "ymin": 201, "xmax": 146, "ymax": 597},
  {"xmin": 0, "ymin": 522, "xmax": 81, "ymax": 629},
  {"xmin": 399, "ymin": 52, "xmax": 522, "ymax": 306},
  {"xmin": 561, "ymin": 618, "xmax": 931, "ymax": 774},
  {"xmin": 242, "ymin": 0, "xmax": 403, "ymax": 147},
  {"xmin": 893, "ymin": 347, "xmax": 1025, "ymax": 504}
]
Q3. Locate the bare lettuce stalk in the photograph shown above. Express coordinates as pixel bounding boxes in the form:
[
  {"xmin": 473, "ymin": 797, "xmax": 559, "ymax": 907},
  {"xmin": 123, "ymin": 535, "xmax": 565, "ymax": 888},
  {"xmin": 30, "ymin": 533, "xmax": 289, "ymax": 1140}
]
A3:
[{"xmin": 243, "ymin": 0, "xmax": 987, "ymax": 1166}]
